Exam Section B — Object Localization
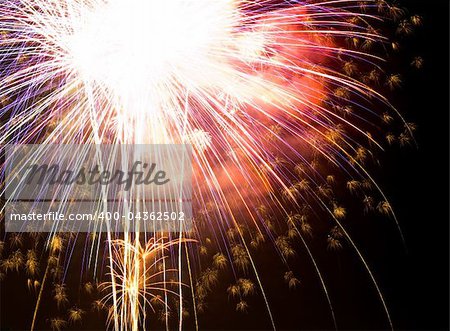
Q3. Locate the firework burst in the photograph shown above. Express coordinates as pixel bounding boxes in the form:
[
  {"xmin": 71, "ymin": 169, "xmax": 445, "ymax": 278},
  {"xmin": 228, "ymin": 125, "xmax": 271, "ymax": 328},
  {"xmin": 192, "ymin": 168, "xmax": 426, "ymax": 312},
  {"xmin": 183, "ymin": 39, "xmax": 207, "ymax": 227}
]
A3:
[{"xmin": 0, "ymin": 0, "xmax": 420, "ymax": 330}]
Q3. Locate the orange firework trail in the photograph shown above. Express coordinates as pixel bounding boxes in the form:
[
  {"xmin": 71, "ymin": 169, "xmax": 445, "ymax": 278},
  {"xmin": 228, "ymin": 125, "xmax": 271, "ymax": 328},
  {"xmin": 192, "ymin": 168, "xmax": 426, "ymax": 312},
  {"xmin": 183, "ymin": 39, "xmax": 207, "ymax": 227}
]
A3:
[
  {"xmin": 0, "ymin": 0, "xmax": 417, "ymax": 330},
  {"xmin": 101, "ymin": 238, "xmax": 190, "ymax": 331}
]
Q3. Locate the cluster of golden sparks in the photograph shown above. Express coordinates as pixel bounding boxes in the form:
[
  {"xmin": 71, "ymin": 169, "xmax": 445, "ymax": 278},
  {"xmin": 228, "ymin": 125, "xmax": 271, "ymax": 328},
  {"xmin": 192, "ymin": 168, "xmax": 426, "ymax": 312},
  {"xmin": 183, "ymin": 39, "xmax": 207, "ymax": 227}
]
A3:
[{"xmin": 0, "ymin": 0, "xmax": 421, "ymax": 330}]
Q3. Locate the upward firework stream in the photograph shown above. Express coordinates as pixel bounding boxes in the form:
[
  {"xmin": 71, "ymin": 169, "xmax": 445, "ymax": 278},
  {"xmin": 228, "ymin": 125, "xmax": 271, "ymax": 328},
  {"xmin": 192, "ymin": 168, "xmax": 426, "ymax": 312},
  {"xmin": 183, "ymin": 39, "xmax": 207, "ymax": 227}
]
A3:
[{"xmin": 0, "ymin": 0, "xmax": 417, "ymax": 330}]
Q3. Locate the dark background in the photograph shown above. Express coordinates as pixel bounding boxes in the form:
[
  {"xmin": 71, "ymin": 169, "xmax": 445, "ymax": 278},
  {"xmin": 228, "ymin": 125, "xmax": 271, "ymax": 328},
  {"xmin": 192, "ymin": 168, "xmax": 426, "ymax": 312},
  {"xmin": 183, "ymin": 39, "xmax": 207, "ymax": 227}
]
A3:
[
  {"xmin": 379, "ymin": 0, "xmax": 450, "ymax": 329},
  {"xmin": 1, "ymin": 0, "xmax": 449, "ymax": 330}
]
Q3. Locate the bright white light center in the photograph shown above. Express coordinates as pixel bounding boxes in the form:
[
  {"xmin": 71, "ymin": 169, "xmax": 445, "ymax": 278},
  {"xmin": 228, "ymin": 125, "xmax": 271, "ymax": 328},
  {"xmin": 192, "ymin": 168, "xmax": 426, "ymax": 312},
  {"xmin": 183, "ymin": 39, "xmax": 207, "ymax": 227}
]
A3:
[{"xmin": 68, "ymin": 0, "xmax": 235, "ymax": 98}]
